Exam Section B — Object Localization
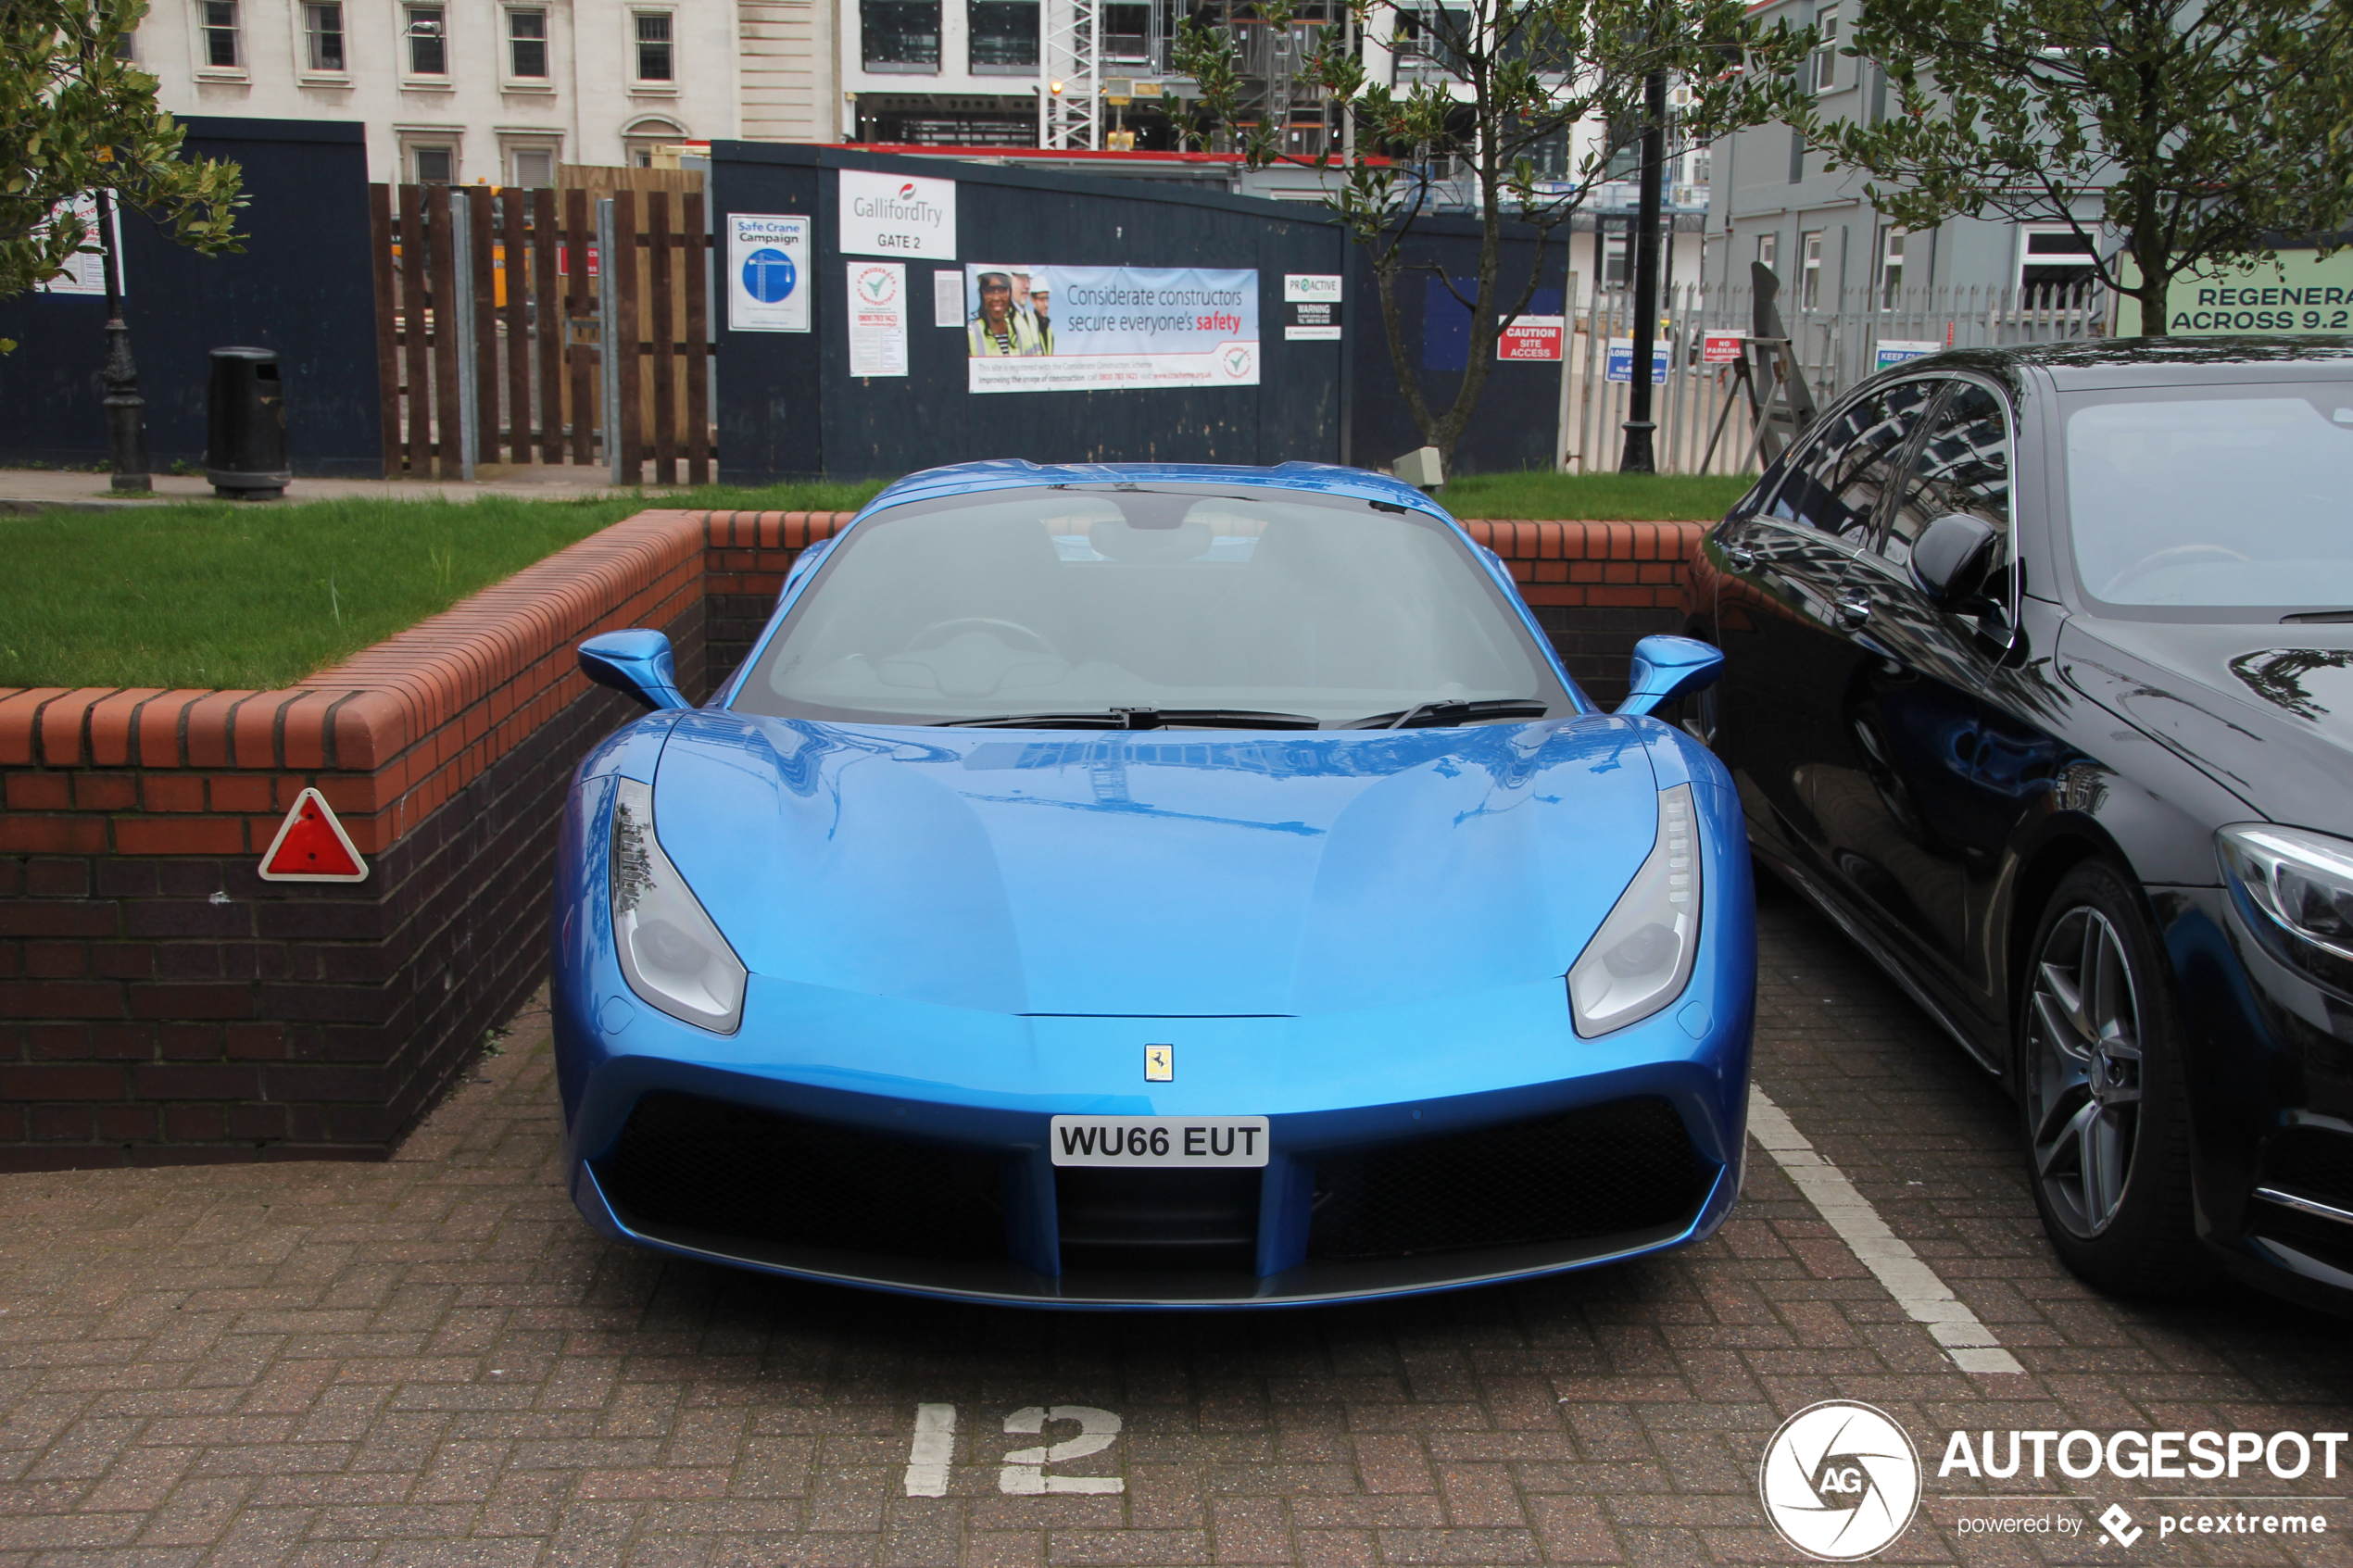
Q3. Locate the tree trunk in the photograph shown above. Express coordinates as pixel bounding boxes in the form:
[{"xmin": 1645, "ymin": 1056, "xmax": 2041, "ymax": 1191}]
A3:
[{"xmin": 2135, "ymin": 279, "xmax": 2169, "ymax": 336}]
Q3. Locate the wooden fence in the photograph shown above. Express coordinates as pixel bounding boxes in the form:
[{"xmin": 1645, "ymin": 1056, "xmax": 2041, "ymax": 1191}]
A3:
[{"xmin": 367, "ymin": 180, "xmax": 713, "ymax": 483}]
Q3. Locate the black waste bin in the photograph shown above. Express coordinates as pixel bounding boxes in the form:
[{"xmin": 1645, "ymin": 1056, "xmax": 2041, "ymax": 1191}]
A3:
[{"xmin": 206, "ymin": 346, "xmax": 290, "ymax": 499}]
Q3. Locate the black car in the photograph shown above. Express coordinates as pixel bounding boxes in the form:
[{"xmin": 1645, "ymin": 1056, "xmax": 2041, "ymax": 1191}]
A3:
[{"xmin": 1688, "ymin": 338, "xmax": 2353, "ymax": 1314}]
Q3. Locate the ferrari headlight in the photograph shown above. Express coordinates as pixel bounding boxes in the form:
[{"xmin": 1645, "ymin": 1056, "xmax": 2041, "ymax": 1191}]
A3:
[
  {"xmin": 2218, "ymin": 823, "xmax": 2353, "ymax": 995},
  {"xmin": 610, "ymin": 777, "xmax": 747, "ymax": 1033},
  {"xmin": 1568, "ymin": 784, "xmax": 1702, "ymax": 1037}
]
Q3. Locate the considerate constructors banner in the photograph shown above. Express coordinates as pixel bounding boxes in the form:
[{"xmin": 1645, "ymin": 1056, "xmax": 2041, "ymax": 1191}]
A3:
[{"xmin": 963, "ymin": 264, "xmax": 1261, "ymax": 394}]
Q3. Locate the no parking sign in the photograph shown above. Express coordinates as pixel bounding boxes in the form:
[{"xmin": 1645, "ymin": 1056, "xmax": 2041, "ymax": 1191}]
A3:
[{"xmin": 728, "ymin": 214, "xmax": 811, "ymax": 332}]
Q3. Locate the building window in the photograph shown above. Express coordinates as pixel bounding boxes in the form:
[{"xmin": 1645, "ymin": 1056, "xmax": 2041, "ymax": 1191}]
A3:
[
  {"xmin": 413, "ymin": 144, "xmax": 456, "ymax": 183},
  {"xmin": 305, "ymin": 3, "xmax": 345, "ymax": 70},
  {"xmin": 1603, "ymin": 229, "xmax": 1629, "ymax": 286},
  {"xmin": 1757, "ymin": 231, "xmax": 1778, "ymax": 277},
  {"xmin": 1813, "ymin": 6, "xmax": 1838, "ymax": 91},
  {"xmin": 1878, "ymin": 226, "xmax": 1906, "ymax": 305},
  {"xmin": 510, "ymin": 145, "xmax": 555, "ymax": 186},
  {"xmin": 406, "ymin": 5, "xmax": 447, "ymax": 75},
  {"xmin": 1799, "ymin": 230, "xmax": 1823, "ymax": 309},
  {"xmin": 200, "ymin": 0, "xmax": 239, "ymax": 68},
  {"xmin": 2020, "ymin": 227, "xmax": 2098, "ymax": 295},
  {"xmin": 508, "ymin": 8, "xmax": 547, "ymax": 76},
  {"xmin": 968, "ymin": 0, "xmax": 1038, "ymax": 70},
  {"xmin": 862, "ymin": 0, "xmax": 939, "ymax": 69},
  {"xmin": 633, "ymin": 12, "xmax": 673, "ymax": 80},
  {"xmin": 115, "ymin": 28, "xmax": 136, "ymax": 59}
]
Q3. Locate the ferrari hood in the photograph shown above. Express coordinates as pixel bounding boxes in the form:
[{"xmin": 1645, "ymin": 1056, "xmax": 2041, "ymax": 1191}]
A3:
[
  {"xmin": 2058, "ymin": 616, "xmax": 2353, "ymax": 837},
  {"xmin": 649, "ymin": 711, "xmax": 1664, "ymax": 1017}
]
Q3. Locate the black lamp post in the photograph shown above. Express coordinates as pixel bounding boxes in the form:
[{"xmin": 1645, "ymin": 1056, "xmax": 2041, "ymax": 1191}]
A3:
[
  {"xmin": 96, "ymin": 184, "xmax": 149, "ymax": 493},
  {"xmin": 1617, "ymin": 67, "xmax": 1667, "ymax": 473}
]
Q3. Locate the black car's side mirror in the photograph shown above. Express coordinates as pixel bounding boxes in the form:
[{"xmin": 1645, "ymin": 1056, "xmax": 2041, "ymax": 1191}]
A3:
[{"xmin": 1909, "ymin": 513, "xmax": 2003, "ymax": 605}]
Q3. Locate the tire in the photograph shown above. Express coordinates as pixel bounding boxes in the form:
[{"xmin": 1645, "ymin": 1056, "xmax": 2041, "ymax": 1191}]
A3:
[{"xmin": 2016, "ymin": 860, "xmax": 2214, "ymax": 1298}]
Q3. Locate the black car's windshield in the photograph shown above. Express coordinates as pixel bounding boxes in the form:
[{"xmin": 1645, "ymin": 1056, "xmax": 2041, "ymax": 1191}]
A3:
[
  {"xmin": 2066, "ymin": 383, "xmax": 2353, "ymax": 615},
  {"xmin": 730, "ymin": 483, "xmax": 1573, "ymax": 726}
]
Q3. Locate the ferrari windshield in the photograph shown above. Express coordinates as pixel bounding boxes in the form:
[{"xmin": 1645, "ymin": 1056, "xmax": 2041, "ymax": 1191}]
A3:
[
  {"xmin": 2066, "ymin": 385, "xmax": 2353, "ymax": 613},
  {"xmin": 731, "ymin": 483, "xmax": 1572, "ymax": 726}
]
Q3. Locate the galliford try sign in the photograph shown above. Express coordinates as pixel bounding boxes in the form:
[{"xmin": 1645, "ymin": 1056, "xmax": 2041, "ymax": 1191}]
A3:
[{"xmin": 838, "ymin": 169, "xmax": 956, "ymax": 260}]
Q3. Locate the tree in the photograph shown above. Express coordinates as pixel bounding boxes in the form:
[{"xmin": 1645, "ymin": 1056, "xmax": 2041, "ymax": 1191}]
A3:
[
  {"xmin": 1176, "ymin": 0, "xmax": 1809, "ymax": 475},
  {"xmin": 1795, "ymin": 0, "xmax": 2353, "ymax": 336},
  {"xmin": 1, "ymin": 0, "xmax": 244, "ymax": 318}
]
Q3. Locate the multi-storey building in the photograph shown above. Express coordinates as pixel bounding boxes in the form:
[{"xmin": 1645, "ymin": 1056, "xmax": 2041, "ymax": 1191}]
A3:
[
  {"xmin": 133, "ymin": 0, "xmax": 810, "ymax": 183},
  {"xmin": 1704, "ymin": 0, "xmax": 2106, "ymax": 310}
]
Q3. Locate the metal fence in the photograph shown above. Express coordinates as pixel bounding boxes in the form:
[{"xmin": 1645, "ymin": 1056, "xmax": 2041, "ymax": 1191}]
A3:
[{"xmin": 1559, "ymin": 281, "xmax": 2110, "ymax": 474}]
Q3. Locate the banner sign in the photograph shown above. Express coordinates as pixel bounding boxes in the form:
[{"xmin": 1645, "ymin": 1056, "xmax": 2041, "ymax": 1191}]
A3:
[
  {"xmin": 1701, "ymin": 329, "xmax": 1747, "ymax": 365},
  {"xmin": 847, "ymin": 261, "xmax": 908, "ymax": 377},
  {"xmin": 2116, "ymin": 246, "xmax": 2353, "ymax": 334},
  {"xmin": 1604, "ymin": 338, "xmax": 1671, "ymax": 383},
  {"xmin": 727, "ymin": 214, "xmax": 810, "ymax": 332},
  {"xmin": 963, "ymin": 264, "xmax": 1260, "ymax": 394},
  {"xmin": 1874, "ymin": 338, "xmax": 1942, "ymax": 372},
  {"xmin": 1283, "ymin": 273, "xmax": 1342, "ymax": 341},
  {"xmin": 1498, "ymin": 315, "xmax": 1564, "ymax": 361},
  {"xmin": 838, "ymin": 169, "xmax": 956, "ymax": 259}
]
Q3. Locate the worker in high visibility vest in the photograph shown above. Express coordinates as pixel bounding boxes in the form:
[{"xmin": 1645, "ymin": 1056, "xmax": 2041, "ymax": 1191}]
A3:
[{"xmin": 969, "ymin": 271, "xmax": 1046, "ymax": 357}]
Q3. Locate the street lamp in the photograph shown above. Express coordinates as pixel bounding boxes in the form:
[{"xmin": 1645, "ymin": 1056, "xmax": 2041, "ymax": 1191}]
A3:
[
  {"xmin": 1617, "ymin": 67, "xmax": 1667, "ymax": 473},
  {"xmin": 94, "ymin": 180, "xmax": 149, "ymax": 494}
]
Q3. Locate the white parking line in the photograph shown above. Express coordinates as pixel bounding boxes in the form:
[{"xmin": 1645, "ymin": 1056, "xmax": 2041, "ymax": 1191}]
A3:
[
  {"xmin": 1748, "ymin": 1085, "xmax": 2026, "ymax": 1375},
  {"xmin": 903, "ymin": 1402, "xmax": 956, "ymax": 1496}
]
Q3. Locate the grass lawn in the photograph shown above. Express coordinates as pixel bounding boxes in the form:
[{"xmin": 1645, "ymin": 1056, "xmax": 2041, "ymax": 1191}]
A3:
[
  {"xmin": 1, "ymin": 469, "xmax": 1739, "ymax": 692},
  {"xmin": 1436, "ymin": 470, "xmax": 1754, "ymax": 521},
  {"xmin": 0, "ymin": 481, "xmax": 886, "ymax": 691}
]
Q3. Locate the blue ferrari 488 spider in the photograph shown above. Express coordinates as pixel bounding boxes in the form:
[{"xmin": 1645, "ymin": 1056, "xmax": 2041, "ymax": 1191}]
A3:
[{"xmin": 552, "ymin": 460, "xmax": 1754, "ymax": 1306}]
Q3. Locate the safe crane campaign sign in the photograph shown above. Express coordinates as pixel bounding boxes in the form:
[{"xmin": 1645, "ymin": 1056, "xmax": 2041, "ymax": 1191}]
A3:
[
  {"xmin": 727, "ymin": 214, "xmax": 810, "ymax": 332},
  {"xmin": 963, "ymin": 264, "xmax": 1260, "ymax": 394}
]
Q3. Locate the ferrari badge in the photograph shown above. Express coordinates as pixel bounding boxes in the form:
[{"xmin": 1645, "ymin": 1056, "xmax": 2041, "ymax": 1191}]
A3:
[{"xmin": 1144, "ymin": 1044, "xmax": 1174, "ymax": 1082}]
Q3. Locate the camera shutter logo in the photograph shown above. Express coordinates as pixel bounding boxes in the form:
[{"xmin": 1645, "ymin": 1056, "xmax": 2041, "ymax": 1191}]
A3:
[{"xmin": 1758, "ymin": 1400, "xmax": 1921, "ymax": 1561}]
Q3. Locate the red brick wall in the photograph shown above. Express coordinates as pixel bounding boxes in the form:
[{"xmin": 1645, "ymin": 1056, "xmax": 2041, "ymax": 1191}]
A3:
[{"xmin": 0, "ymin": 508, "xmax": 1699, "ymax": 1168}]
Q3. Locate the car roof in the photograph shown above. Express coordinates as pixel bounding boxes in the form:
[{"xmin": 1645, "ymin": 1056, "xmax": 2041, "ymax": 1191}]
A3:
[
  {"xmin": 1866, "ymin": 335, "xmax": 2353, "ymax": 395},
  {"xmin": 854, "ymin": 460, "xmax": 1456, "ymax": 525}
]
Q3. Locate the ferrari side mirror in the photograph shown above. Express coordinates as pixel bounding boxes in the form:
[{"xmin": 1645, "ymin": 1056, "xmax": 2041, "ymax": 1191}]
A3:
[
  {"xmin": 580, "ymin": 629, "xmax": 691, "ymax": 712},
  {"xmin": 1910, "ymin": 513, "xmax": 2003, "ymax": 605},
  {"xmin": 1617, "ymin": 634, "xmax": 1723, "ymax": 719}
]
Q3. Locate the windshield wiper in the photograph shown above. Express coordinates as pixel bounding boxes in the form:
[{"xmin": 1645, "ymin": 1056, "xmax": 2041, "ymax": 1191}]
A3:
[
  {"xmin": 1343, "ymin": 698, "xmax": 1552, "ymax": 730},
  {"xmin": 934, "ymin": 707, "xmax": 1321, "ymax": 730},
  {"xmin": 2283, "ymin": 610, "xmax": 2353, "ymax": 623}
]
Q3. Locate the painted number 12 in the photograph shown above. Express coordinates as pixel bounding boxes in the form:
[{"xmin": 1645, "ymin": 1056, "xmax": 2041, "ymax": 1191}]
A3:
[{"xmin": 900, "ymin": 1403, "xmax": 1125, "ymax": 1497}]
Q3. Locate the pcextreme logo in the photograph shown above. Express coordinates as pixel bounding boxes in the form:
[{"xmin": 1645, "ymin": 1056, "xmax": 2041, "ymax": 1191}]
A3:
[{"xmin": 1758, "ymin": 1401, "xmax": 1923, "ymax": 1562}]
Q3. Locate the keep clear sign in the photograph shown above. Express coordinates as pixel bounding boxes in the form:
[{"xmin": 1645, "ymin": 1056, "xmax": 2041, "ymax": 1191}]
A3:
[
  {"xmin": 964, "ymin": 264, "xmax": 1259, "ymax": 394},
  {"xmin": 839, "ymin": 169, "xmax": 956, "ymax": 259},
  {"xmin": 848, "ymin": 261, "xmax": 909, "ymax": 377},
  {"xmin": 728, "ymin": 214, "xmax": 809, "ymax": 332}
]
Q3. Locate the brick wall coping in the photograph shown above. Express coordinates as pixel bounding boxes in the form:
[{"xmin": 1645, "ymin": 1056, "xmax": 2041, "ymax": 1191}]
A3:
[{"xmin": 1, "ymin": 508, "xmax": 1698, "ymax": 860}]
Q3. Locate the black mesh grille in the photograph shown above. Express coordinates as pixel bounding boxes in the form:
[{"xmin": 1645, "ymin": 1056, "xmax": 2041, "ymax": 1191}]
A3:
[
  {"xmin": 1307, "ymin": 1097, "xmax": 1714, "ymax": 1261},
  {"xmin": 1056, "ymin": 1168, "xmax": 1260, "ymax": 1273},
  {"xmin": 2262, "ymin": 1126, "xmax": 2353, "ymax": 1210},
  {"xmin": 597, "ymin": 1092, "xmax": 1007, "ymax": 1262}
]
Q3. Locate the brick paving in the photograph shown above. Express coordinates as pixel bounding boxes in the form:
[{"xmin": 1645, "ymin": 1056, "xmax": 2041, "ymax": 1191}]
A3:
[{"xmin": 3, "ymin": 877, "xmax": 2351, "ymax": 1566}]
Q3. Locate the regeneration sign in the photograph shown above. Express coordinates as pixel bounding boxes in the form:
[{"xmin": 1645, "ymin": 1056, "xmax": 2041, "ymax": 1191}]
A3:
[
  {"xmin": 838, "ymin": 169, "xmax": 956, "ymax": 260},
  {"xmin": 963, "ymin": 264, "xmax": 1260, "ymax": 394},
  {"xmin": 727, "ymin": 214, "xmax": 810, "ymax": 332}
]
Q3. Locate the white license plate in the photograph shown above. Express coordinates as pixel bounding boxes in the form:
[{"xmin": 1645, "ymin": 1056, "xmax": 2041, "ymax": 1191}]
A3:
[{"xmin": 1050, "ymin": 1115, "xmax": 1269, "ymax": 1168}]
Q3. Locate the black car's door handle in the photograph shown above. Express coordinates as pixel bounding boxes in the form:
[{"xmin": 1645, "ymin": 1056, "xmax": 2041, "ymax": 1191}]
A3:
[
  {"xmin": 1724, "ymin": 544, "xmax": 1756, "ymax": 571},
  {"xmin": 1835, "ymin": 591, "xmax": 1872, "ymax": 628}
]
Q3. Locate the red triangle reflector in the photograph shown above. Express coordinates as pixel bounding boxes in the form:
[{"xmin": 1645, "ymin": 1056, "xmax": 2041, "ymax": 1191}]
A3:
[{"xmin": 258, "ymin": 787, "xmax": 370, "ymax": 883}]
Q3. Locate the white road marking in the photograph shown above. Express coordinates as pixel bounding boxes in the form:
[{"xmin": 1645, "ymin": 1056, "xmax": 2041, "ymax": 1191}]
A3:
[
  {"xmin": 1748, "ymin": 1085, "xmax": 2026, "ymax": 1375},
  {"xmin": 903, "ymin": 1402, "xmax": 956, "ymax": 1496},
  {"xmin": 1000, "ymin": 1405, "xmax": 1125, "ymax": 1494}
]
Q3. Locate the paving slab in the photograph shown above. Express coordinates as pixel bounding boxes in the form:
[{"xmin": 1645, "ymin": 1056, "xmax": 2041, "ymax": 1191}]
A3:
[{"xmin": 1, "ymin": 877, "xmax": 2348, "ymax": 1565}]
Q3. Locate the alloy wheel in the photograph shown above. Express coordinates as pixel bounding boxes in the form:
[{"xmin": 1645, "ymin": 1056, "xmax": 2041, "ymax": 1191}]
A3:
[{"xmin": 2025, "ymin": 906, "xmax": 2145, "ymax": 1236}]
